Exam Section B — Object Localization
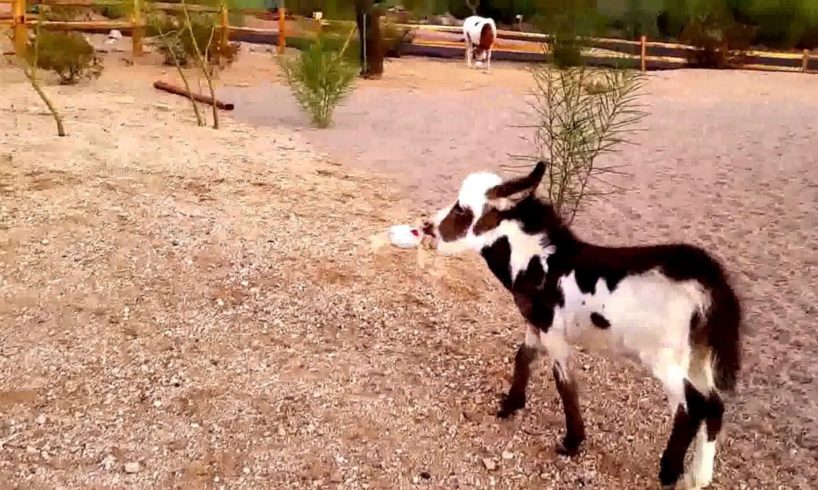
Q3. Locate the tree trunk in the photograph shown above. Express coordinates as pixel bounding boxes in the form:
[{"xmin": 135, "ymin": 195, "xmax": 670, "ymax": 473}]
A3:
[{"xmin": 355, "ymin": 0, "xmax": 384, "ymax": 79}]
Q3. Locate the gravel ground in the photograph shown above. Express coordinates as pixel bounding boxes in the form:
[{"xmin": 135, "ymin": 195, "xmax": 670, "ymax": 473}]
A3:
[{"xmin": 1, "ymin": 43, "xmax": 816, "ymax": 489}]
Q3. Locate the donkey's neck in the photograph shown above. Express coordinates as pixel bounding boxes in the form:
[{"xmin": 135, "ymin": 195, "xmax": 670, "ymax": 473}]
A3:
[
  {"xmin": 479, "ymin": 224, "xmax": 551, "ymax": 292},
  {"xmin": 477, "ymin": 196, "xmax": 574, "ymax": 292}
]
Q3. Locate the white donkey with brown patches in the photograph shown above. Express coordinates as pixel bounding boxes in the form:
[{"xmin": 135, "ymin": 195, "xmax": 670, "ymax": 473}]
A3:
[
  {"xmin": 462, "ymin": 15, "xmax": 497, "ymax": 70},
  {"xmin": 421, "ymin": 162, "xmax": 743, "ymax": 489}
]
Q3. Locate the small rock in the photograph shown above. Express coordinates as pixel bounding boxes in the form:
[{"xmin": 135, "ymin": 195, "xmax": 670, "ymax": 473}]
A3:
[
  {"xmin": 124, "ymin": 462, "xmax": 140, "ymax": 473},
  {"xmin": 241, "ymin": 280, "xmax": 249, "ymax": 287},
  {"xmin": 482, "ymin": 458, "xmax": 497, "ymax": 471},
  {"xmin": 153, "ymin": 400, "xmax": 162, "ymax": 408},
  {"xmin": 35, "ymin": 414, "xmax": 46, "ymax": 425},
  {"xmin": 216, "ymin": 299, "xmax": 225, "ymax": 307},
  {"xmin": 243, "ymin": 467, "xmax": 251, "ymax": 475},
  {"xmin": 41, "ymin": 239, "xmax": 49, "ymax": 245},
  {"xmin": 420, "ymin": 471, "xmax": 431, "ymax": 480},
  {"xmin": 579, "ymin": 469, "xmax": 596, "ymax": 483},
  {"xmin": 412, "ymin": 475, "xmax": 420, "ymax": 484},
  {"xmin": 101, "ymin": 454, "xmax": 117, "ymax": 471},
  {"xmin": 501, "ymin": 451, "xmax": 514, "ymax": 460}
]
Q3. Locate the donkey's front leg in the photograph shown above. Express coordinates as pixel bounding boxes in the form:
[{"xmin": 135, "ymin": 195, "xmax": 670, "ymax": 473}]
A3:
[
  {"xmin": 498, "ymin": 326, "xmax": 541, "ymax": 418},
  {"xmin": 542, "ymin": 329, "xmax": 585, "ymax": 456}
]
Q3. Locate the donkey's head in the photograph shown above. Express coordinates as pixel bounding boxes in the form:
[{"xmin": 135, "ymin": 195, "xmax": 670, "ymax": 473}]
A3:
[{"xmin": 422, "ymin": 161, "xmax": 547, "ymax": 254}]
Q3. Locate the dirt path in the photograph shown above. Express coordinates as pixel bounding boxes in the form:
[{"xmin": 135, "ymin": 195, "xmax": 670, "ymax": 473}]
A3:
[{"xmin": 1, "ymin": 47, "xmax": 816, "ymax": 489}]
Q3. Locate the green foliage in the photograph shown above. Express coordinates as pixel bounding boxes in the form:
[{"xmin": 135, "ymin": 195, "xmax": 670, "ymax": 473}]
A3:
[
  {"xmin": 97, "ymin": 1, "xmax": 132, "ymax": 20},
  {"xmin": 530, "ymin": 0, "xmax": 604, "ymax": 68},
  {"xmin": 279, "ymin": 33, "xmax": 357, "ymax": 128},
  {"xmin": 149, "ymin": 12, "xmax": 239, "ymax": 68},
  {"xmin": 520, "ymin": 65, "xmax": 646, "ymax": 223},
  {"xmin": 658, "ymin": 0, "xmax": 753, "ymax": 67},
  {"xmin": 382, "ymin": 20, "xmax": 415, "ymax": 57},
  {"xmin": 27, "ymin": 31, "xmax": 104, "ymax": 85},
  {"xmin": 41, "ymin": 6, "xmax": 91, "ymax": 21}
]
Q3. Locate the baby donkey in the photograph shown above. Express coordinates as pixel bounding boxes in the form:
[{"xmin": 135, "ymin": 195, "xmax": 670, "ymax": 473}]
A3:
[{"xmin": 422, "ymin": 161, "xmax": 743, "ymax": 489}]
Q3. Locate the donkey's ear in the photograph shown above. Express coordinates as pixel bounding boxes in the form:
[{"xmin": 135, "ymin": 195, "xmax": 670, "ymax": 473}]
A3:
[{"xmin": 486, "ymin": 161, "xmax": 547, "ymax": 208}]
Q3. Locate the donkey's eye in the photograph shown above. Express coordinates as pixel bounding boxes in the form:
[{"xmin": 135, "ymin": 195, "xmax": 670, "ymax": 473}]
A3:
[{"xmin": 453, "ymin": 203, "xmax": 466, "ymax": 215}]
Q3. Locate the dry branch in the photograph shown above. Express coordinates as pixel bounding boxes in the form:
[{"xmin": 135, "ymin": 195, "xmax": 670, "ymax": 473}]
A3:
[{"xmin": 6, "ymin": 24, "xmax": 66, "ymax": 137}]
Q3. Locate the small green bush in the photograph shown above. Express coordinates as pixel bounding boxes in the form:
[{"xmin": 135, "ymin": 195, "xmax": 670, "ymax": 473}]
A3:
[
  {"xmin": 279, "ymin": 35, "xmax": 357, "ymax": 128},
  {"xmin": 97, "ymin": 3, "xmax": 131, "ymax": 21},
  {"xmin": 149, "ymin": 12, "xmax": 239, "ymax": 68},
  {"xmin": 27, "ymin": 31, "xmax": 103, "ymax": 85},
  {"xmin": 551, "ymin": 37, "xmax": 584, "ymax": 68},
  {"xmin": 41, "ymin": 6, "xmax": 90, "ymax": 21},
  {"xmin": 680, "ymin": 12, "xmax": 754, "ymax": 68}
]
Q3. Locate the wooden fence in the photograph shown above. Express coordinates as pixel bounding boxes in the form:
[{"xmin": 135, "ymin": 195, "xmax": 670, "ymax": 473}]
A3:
[
  {"xmin": 1, "ymin": 1, "xmax": 814, "ymax": 74},
  {"xmin": 0, "ymin": 0, "xmax": 289, "ymax": 56}
]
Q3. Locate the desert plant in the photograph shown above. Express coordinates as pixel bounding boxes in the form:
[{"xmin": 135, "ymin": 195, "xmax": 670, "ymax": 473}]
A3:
[
  {"xmin": 513, "ymin": 65, "xmax": 646, "ymax": 223},
  {"xmin": 27, "ymin": 31, "xmax": 103, "ymax": 85},
  {"xmin": 178, "ymin": 0, "xmax": 221, "ymax": 129},
  {"xmin": 279, "ymin": 28, "xmax": 357, "ymax": 128},
  {"xmin": 148, "ymin": 10, "xmax": 239, "ymax": 68},
  {"xmin": 679, "ymin": 10, "xmax": 754, "ymax": 68},
  {"xmin": 97, "ymin": 1, "xmax": 131, "ymax": 20},
  {"xmin": 382, "ymin": 19, "xmax": 414, "ymax": 58}
]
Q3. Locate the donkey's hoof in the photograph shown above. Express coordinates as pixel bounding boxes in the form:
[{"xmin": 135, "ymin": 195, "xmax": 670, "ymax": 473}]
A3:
[
  {"xmin": 496, "ymin": 393, "xmax": 525, "ymax": 419},
  {"xmin": 659, "ymin": 465, "xmax": 683, "ymax": 489},
  {"xmin": 555, "ymin": 437, "xmax": 583, "ymax": 457}
]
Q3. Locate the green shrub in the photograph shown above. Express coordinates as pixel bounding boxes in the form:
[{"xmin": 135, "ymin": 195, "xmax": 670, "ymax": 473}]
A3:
[
  {"xmin": 680, "ymin": 10, "xmax": 754, "ymax": 68},
  {"xmin": 27, "ymin": 31, "xmax": 103, "ymax": 85},
  {"xmin": 97, "ymin": 2, "xmax": 131, "ymax": 21},
  {"xmin": 382, "ymin": 20, "xmax": 414, "ymax": 58},
  {"xmin": 149, "ymin": 12, "xmax": 239, "ymax": 68},
  {"xmin": 551, "ymin": 37, "xmax": 584, "ymax": 68},
  {"xmin": 279, "ymin": 34, "xmax": 357, "ymax": 128},
  {"xmin": 41, "ymin": 6, "xmax": 90, "ymax": 21}
]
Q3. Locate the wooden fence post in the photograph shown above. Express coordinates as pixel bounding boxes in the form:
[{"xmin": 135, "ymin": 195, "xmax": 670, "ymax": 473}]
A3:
[
  {"xmin": 803, "ymin": 49, "xmax": 810, "ymax": 73},
  {"xmin": 13, "ymin": 0, "xmax": 27, "ymax": 56},
  {"xmin": 132, "ymin": 0, "xmax": 143, "ymax": 57},
  {"xmin": 640, "ymin": 35, "xmax": 646, "ymax": 72},
  {"xmin": 220, "ymin": 2, "xmax": 229, "ymax": 52},
  {"xmin": 278, "ymin": 5, "xmax": 286, "ymax": 54}
]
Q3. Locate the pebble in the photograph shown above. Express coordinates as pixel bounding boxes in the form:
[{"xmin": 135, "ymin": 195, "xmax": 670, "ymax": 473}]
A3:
[
  {"xmin": 35, "ymin": 414, "xmax": 46, "ymax": 425},
  {"xmin": 124, "ymin": 462, "xmax": 140, "ymax": 473},
  {"xmin": 482, "ymin": 458, "xmax": 497, "ymax": 471},
  {"xmin": 101, "ymin": 454, "xmax": 117, "ymax": 471},
  {"xmin": 501, "ymin": 451, "xmax": 514, "ymax": 460}
]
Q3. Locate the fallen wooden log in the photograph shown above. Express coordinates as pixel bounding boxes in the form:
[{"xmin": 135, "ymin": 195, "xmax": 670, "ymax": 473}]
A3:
[{"xmin": 153, "ymin": 80, "xmax": 235, "ymax": 110}]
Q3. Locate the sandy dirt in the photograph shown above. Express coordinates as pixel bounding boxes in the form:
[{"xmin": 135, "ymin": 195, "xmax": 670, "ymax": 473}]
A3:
[{"xmin": 1, "ymin": 37, "xmax": 817, "ymax": 489}]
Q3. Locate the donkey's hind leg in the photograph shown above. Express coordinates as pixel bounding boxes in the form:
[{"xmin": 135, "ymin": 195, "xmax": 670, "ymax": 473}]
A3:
[{"xmin": 683, "ymin": 349, "xmax": 724, "ymax": 489}]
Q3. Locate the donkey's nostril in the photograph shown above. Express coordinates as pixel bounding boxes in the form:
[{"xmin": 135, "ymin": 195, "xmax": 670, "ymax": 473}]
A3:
[{"xmin": 422, "ymin": 220, "xmax": 435, "ymax": 236}]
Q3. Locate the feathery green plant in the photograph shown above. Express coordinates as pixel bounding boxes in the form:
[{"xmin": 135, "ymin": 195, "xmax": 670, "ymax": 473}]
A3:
[
  {"xmin": 511, "ymin": 65, "xmax": 646, "ymax": 223},
  {"xmin": 279, "ymin": 27, "xmax": 357, "ymax": 129}
]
